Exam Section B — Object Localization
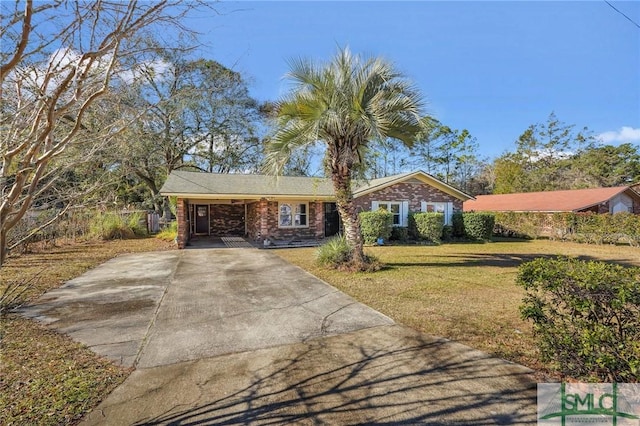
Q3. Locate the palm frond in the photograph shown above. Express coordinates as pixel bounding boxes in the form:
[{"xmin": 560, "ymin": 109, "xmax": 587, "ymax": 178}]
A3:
[{"xmin": 264, "ymin": 46, "xmax": 428, "ymax": 176}]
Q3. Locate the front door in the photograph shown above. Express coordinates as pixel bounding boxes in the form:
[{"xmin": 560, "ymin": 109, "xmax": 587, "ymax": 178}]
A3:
[
  {"xmin": 324, "ymin": 202, "xmax": 340, "ymax": 237},
  {"xmin": 195, "ymin": 204, "xmax": 209, "ymax": 234}
]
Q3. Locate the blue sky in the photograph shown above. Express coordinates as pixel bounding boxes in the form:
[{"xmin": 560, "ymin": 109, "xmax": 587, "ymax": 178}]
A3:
[{"xmin": 187, "ymin": 1, "xmax": 640, "ymax": 160}]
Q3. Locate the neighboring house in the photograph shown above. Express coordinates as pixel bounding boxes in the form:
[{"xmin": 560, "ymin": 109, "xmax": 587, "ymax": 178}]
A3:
[
  {"xmin": 160, "ymin": 170, "xmax": 473, "ymax": 248},
  {"xmin": 463, "ymin": 186, "xmax": 640, "ymax": 214}
]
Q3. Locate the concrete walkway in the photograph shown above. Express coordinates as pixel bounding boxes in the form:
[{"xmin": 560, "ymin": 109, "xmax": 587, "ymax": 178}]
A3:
[{"xmin": 21, "ymin": 248, "xmax": 537, "ymax": 425}]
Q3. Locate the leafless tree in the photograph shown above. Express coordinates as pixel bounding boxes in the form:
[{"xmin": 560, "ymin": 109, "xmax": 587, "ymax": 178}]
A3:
[{"xmin": 0, "ymin": 0, "xmax": 198, "ymax": 266}]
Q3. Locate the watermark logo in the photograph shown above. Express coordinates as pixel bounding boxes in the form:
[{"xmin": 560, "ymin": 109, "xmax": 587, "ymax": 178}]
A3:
[{"xmin": 538, "ymin": 383, "xmax": 640, "ymax": 425}]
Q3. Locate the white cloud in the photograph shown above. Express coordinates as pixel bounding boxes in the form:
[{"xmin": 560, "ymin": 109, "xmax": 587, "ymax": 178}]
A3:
[{"xmin": 597, "ymin": 126, "xmax": 640, "ymax": 144}]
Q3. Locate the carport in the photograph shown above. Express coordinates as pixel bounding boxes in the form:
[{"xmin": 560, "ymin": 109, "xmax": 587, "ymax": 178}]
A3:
[{"xmin": 188, "ymin": 199, "xmax": 251, "ymax": 237}]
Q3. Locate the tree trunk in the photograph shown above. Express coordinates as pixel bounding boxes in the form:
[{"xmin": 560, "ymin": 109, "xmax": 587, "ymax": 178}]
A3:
[{"xmin": 330, "ymin": 167, "xmax": 366, "ymax": 268}]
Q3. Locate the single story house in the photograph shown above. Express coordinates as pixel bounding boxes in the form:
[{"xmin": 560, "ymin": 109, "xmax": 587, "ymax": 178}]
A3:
[
  {"xmin": 160, "ymin": 170, "xmax": 473, "ymax": 248},
  {"xmin": 463, "ymin": 186, "xmax": 640, "ymax": 214}
]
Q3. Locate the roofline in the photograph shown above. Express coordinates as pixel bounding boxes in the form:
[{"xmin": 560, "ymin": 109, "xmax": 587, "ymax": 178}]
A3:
[
  {"xmin": 160, "ymin": 192, "xmax": 336, "ymax": 201},
  {"xmin": 162, "ymin": 170, "xmax": 474, "ymax": 201},
  {"xmin": 466, "ymin": 209, "xmax": 595, "ymax": 213},
  {"xmin": 465, "ymin": 186, "xmax": 640, "ymax": 212},
  {"xmin": 354, "ymin": 170, "xmax": 474, "ymax": 201}
]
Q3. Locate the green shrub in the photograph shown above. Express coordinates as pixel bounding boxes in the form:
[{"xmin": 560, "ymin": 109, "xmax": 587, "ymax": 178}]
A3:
[
  {"xmin": 441, "ymin": 225, "xmax": 453, "ymax": 241},
  {"xmin": 390, "ymin": 226, "xmax": 409, "ymax": 242},
  {"xmin": 411, "ymin": 212, "xmax": 444, "ymax": 244},
  {"xmin": 574, "ymin": 213, "xmax": 608, "ymax": 244},
  {"xmin": 517, "ymin": 257, "xmax": 640, "ymax": 382},
  {"xmin": 451, "ymin": 212, "xmax": 465, "ymax": 238},
  {"xmin": 491, "ymin": 211, "xmax": 640, "ymax": 245},
  {"xmin": 316, "ymin": 235, "xmax": 353, "ymax": 268},
  {"xmin": 463, "ymin": 213, "xmax": 495, "ymax": 241},
  {"xmin": 89, "ymin": 211, "xmax": 147, "ymax": 240},
  {"xmin": 359, "ymin": 210, "xmax": 393, "ymax": 245},
  {"xmin": 492, "ymin": 211, "xmax": 541, "ymax": 239},
  {"xmin": 156, "ymin": 221, "xmax": 178, "ymax": 242},
  {"xmin": 616, "ymin": 212, "xmax": 640, "ymax": 246},
  {"xmin": 127, "ymin": 212, "xmax": 148, "ymax": 237}
]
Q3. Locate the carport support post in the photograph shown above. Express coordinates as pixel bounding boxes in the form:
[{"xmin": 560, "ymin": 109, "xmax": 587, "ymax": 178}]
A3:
[
  {"xmin": 177, "ymin": 198, "xmax": 188, "ymax": 249},
  {"xmin": 259, "ymin": 198, "xmax": 269, "ymax": 242}
]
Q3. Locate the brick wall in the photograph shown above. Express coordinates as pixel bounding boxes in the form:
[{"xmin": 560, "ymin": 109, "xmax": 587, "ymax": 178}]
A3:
[
  {"xmin": 209, "ymin": 204, "xmax": 245, "ymax": 236},
  {"xmin": 246, "ymin": 201, "xmax": 260, "ymax": 240},
  {"xmin": 353, "ymin": 180, "xmax": 464, "ymax": 213},
  {"xmin": 260, "ymin": 200, "xmax": 324, "ymax": 241}
]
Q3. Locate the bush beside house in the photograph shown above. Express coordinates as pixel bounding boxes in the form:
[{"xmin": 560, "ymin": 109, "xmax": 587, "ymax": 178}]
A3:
[
  {"xmin": 357, "ymin": 211, "xmax": 498, "ymax": 245},
  {"xmin": 462, "ymin": 213, "xmax": 495, "ymax": 241},
  {"xmin": 359, "ymin": 210, "xmax": 393, "ymax": 244},
  {"xmin": 409, "ymin": 212, "xmax": 445, "ymax": 244}
]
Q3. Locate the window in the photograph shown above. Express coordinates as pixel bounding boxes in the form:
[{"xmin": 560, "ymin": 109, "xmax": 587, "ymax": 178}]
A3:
[
  {"xmin": 422, "ymin": 202, "xmax": 454, "ymax": 225},
  {"xmin": 424, "ymin": 203, "xmax": 445, "ymax": 213},
  {"xmin": 279, "ymin": 202, "xmax": 308, "ymax": 228},
  {"xmin": 377, "ymin": 202, "xmax": 401, "ymax": 225},
  {"xmin": 372, "ymin": 201, "xmax": 408, "ymax": 227}
]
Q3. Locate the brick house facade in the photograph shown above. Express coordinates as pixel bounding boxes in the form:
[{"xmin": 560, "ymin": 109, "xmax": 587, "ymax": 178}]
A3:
[
  {"xmin": 162, "ymin": 171, "xmax": 473, "ymax": 249},
  {"xmin": 353, "ymin": 178, "xmax": 463, "ymax": 215}
]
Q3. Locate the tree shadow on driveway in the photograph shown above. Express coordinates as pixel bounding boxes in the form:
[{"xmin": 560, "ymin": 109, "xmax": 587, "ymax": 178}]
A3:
[{"xmin": 97, "ymin": 326, "xmax": 537, "ymax": 425}]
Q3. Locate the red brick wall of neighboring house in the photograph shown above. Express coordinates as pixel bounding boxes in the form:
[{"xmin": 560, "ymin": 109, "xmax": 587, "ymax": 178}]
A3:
[
  {"xmin": 209, "ymin": 204, "xmax": 245, "ymax": 236},
  {"xmin": 176, "ymin": 198, "xmax": 189, "ymax": 249},
  {"xmin": 353, "ymin": 179, "xmax": 464, "ymax": 214}
]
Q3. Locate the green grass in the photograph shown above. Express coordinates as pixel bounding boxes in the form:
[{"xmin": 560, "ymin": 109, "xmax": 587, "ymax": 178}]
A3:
[{"xmin": 274, "ymin": 239, "xmax": 640, "ymax": 380}]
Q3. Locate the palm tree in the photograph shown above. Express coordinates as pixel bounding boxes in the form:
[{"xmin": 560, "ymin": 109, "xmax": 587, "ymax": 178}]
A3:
[{"xmin": 265, "ymin": 48, "xmax": 425, "ymax": 268}]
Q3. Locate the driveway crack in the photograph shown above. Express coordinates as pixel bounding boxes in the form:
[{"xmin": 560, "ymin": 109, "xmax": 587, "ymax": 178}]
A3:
[{"xmin": 320, "ymin": 302, "xmax": 356, "ymax": 334}]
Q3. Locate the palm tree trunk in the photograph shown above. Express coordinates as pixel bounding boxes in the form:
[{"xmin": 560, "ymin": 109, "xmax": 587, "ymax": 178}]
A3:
[{"xmin": 330, "ymin": 167, "xmax": 366, "ymax": 267}]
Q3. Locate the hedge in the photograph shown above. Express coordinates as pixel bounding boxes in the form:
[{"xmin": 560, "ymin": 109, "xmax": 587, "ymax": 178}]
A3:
[
  {"xmin": 493, "ymin": 211, "xmax": 640, "ymax": 246},
  {"xmin": 517, "ymin": 257, "xmax": 640, "ymax": 382},
  {"xmin": 409, "ymin": 212, "xmax": 444, "ymax": 244},
  {"xmin": 359, "ymin": 210, "xmax": 393, "ymax": 244},
  {"xmin": 462, "ymin": 212, "xmax": 495, "ymax": 241},
  {"xmin": 451, "ymin": 212, "xmax": 465, "ymax": 238}
]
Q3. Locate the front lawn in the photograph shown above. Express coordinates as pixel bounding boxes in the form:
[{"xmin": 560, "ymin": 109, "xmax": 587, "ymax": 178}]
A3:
[{"xmin": 274, "ymin": 239, "xmax": 640, "ymax": 380}]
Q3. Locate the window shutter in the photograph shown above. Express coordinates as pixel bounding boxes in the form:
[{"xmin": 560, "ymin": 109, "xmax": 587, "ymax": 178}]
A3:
[
  {"xmin": 420, "ymin": 201, "xmax": 426, "ymax": 212},
  {"xmin": 371, "ymin": 201, "xmax": 379, "ymax": 211},
  {"xmin": 402, "ymin": 201, "xmax": 409, "ymax": 226}
]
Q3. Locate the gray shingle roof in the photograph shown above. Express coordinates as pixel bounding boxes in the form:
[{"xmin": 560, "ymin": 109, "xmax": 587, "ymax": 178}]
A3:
[
  {"xmin": 160, "ymin": 170, "xmax": 473, "ymax": 201},
  {"xmin": 160, "ymin": 171, "xmax": 335, "ymax": 198}
]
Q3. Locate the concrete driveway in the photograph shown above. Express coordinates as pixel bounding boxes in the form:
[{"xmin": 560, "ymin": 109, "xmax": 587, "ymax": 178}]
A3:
[{"xmin": 21, "ymin": 248, "xmax": 537, "ymax": 425}]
